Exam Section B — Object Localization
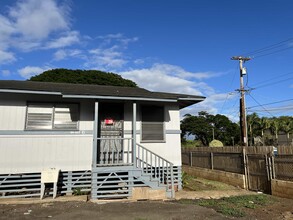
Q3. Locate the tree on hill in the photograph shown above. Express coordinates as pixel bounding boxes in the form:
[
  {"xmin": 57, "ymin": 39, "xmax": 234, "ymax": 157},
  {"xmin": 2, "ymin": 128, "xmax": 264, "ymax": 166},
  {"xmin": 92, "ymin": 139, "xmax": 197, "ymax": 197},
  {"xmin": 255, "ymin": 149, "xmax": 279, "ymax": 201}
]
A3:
[{"xmin": 29, "ymin": 69, "xmax": 137, "ymax": 87}]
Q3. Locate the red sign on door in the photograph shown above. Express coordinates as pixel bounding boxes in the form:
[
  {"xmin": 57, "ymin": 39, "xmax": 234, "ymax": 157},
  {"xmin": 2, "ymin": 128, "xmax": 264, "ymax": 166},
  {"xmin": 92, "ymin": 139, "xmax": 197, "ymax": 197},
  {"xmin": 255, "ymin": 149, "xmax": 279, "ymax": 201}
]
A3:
[{"xmin": 104, "ymin": 118, "xmax": 114, "ymax": 125}]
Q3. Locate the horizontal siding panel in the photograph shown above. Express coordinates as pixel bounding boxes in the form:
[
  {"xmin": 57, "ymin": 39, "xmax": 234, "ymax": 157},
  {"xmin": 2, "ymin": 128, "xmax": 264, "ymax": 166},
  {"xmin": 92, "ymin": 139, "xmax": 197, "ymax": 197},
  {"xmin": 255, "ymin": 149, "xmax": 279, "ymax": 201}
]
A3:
[{"xmin": 0, "ymin": 136, "xmax": 92, "ymax": 174}]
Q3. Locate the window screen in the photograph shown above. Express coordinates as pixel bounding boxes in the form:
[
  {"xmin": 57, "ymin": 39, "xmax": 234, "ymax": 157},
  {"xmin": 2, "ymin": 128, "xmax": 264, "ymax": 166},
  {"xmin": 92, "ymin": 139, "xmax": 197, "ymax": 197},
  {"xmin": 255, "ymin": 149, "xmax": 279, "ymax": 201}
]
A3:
[
  {"xmin": 26, "ymin": 103, "xmax": 79, "ymax": 130},
  {"xmin": 141, "ymin": 105, "xmax": 165, "ymax": 142}
]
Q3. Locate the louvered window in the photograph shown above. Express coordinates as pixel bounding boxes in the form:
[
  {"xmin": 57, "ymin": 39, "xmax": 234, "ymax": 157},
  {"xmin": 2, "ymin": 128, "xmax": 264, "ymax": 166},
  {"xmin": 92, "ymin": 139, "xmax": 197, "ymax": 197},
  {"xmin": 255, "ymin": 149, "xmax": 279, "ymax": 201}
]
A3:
[
  {"xmin": 141, "ymin": 105, "xmax": 165, "ymax": 142},
  {"xmin": 26, "ymin": 103, "xmax": 79, "ymax": 130}
]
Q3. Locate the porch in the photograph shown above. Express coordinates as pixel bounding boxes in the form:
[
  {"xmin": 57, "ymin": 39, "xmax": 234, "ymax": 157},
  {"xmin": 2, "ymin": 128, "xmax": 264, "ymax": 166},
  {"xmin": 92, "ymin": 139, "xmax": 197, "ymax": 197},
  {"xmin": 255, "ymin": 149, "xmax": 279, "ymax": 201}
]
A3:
[
  {"xmin": 91, "ymin": 101, "xmax": 176, "ymax": 199},
  {"xmin": 92, "ymin": 138, "xmax": 175, "ymax": 198}
]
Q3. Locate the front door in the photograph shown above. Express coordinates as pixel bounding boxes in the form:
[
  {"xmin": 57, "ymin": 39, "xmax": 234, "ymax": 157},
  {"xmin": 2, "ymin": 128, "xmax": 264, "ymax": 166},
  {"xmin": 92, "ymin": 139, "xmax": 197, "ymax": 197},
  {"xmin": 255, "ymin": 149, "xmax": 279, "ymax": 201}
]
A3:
[{"xmin": 98, "ymin": 103, "xmax": 124, "ymax": 165}]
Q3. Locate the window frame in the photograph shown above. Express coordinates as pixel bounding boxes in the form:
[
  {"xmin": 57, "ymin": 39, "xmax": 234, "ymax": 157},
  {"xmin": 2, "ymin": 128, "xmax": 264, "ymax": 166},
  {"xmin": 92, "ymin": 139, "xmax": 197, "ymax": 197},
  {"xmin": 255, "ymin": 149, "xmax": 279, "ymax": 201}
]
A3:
[
  {"xmin": 140, "ymin": 105, "xmax": 166, "ymax": 143},
  {"xmin": 25, "ymin": 102, "xmax": 80, "ymax": 131}
]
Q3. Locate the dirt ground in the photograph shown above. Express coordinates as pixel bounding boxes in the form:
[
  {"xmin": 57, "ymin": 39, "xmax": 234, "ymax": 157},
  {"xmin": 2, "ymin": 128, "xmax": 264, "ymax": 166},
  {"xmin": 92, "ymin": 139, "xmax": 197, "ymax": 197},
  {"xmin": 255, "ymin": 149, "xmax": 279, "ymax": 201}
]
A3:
[
  {"xmin": 0, "ymin": 194, "xmax": 292, "ymax": 220},
  {"xmin": 0, "ymin": 177, "xmax": 292, "ymax": 220}
]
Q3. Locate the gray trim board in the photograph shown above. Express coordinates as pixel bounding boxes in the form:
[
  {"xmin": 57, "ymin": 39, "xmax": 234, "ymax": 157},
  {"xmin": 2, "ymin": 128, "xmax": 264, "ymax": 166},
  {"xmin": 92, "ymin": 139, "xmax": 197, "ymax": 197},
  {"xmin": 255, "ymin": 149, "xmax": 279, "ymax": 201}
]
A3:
[
  {"xmin": 62, "ymin": 94, "xmax": 177, "ymax": 102},
  {"xmin": 0, "ymin": 89, "xmax": 62, "ymax": 95},
  {"xmin": 0, "ymin": 130, "xmax": 93, "ymax": 135},
  {"xmin": 0, "ymin": 130, "xmax": 180, "ymax": 136},
  {"xmin": 178, "ymin": 97, "xmax": 205, "ymax": 101},
  {"xmin": 124, "ymin": 130, "xmax": 181, "ymax": 135}
]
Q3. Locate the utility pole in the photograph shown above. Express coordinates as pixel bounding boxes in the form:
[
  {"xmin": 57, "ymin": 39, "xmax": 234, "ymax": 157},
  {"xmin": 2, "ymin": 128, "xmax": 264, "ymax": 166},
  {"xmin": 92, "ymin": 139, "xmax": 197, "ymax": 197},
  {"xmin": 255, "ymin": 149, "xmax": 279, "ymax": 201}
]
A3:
[{"xmin": 231, "ymin": 56, "xmax": 250, "ymax": 147}]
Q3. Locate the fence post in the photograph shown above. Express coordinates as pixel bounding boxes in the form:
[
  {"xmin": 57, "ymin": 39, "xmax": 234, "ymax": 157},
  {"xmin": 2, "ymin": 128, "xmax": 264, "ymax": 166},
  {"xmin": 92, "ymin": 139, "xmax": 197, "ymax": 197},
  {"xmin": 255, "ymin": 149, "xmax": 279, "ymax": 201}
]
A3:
[
  {"xmin": 210, "ymin": 152, "xmax": 214, "ymax": 170},
  {"xmin": 272, "ymin": 156, "xmax": 276, "ymax": 179},
  {"xmin": 190, "ymin": 152, "xmax": 193, "ymax": 167},
  {"xmin": 243, "ymin": 147, "xmax": 249, "ymax": 190}
]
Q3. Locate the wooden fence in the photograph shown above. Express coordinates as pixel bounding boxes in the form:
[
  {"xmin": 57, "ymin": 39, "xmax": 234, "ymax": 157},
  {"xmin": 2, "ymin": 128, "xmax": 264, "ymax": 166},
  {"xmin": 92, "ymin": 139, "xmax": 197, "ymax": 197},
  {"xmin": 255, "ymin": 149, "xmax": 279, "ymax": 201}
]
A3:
[{"xmin": 182, "ymin": 146, "xmax": 293, "ymax": 193}]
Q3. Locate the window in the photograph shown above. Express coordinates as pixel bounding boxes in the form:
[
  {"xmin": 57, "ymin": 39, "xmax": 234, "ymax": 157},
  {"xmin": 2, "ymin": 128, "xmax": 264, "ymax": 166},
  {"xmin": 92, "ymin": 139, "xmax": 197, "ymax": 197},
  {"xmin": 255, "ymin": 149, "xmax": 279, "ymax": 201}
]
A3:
[
  {"xmin": 26, "ymin": 103, "xmax": 79, "ymax": 130},
  {"xmin": 141, "ymin": 105, "xmax": 165, "ymax": 142}
]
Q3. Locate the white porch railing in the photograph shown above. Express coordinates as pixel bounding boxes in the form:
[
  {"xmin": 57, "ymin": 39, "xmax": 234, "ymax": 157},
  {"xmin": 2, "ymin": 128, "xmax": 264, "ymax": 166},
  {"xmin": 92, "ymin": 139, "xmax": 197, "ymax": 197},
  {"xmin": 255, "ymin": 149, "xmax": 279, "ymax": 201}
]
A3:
[
  {"xmin": 95, "ymin": 138, "xmax": 175, "ymax": 198},
  {"xmin": 97, "ymin": 137, "xmax": 133, "ymax": 166},
  {"xmin": 136, "ymin": 143, "xmax": 175, "ymax": 198}
]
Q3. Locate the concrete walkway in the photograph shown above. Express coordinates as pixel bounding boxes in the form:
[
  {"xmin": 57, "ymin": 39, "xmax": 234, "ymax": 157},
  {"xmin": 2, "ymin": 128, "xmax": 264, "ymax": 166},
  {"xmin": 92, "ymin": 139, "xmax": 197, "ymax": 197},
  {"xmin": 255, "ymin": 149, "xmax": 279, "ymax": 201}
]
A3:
[
  {"xmin": 0, "ymin": 189, "xmax": 258, "ymax": 205},
  {"xmin": 0, "ymin": 195, "xmax": 88, "ymax": 205},
  {"xmin": 175, "ymin": 189, "xmax": 258, "ymax": 200}
]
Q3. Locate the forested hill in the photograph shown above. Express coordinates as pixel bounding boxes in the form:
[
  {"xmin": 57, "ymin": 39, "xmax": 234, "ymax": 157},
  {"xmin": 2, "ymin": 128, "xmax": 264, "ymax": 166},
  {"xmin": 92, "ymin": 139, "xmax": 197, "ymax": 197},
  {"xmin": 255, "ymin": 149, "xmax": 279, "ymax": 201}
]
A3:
[{"xmin": 29, "ymin": 69, "xmax": 137, "ymax": 87}]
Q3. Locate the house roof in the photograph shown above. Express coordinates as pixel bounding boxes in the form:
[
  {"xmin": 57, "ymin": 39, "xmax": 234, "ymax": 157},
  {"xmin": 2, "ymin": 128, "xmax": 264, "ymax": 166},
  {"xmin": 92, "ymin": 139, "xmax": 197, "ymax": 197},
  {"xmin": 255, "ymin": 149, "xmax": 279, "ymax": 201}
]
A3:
[{"xmin": 0, "ymin": 80, "xmax": 205, "ymax": 108}]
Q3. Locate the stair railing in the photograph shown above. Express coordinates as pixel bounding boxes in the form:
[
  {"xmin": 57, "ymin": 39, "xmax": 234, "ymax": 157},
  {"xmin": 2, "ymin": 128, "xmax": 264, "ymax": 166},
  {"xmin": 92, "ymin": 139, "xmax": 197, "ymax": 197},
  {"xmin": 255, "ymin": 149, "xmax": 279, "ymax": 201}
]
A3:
[{"xmin": 136, "ymin": 143, "xmax": 175, "ymax": 198}]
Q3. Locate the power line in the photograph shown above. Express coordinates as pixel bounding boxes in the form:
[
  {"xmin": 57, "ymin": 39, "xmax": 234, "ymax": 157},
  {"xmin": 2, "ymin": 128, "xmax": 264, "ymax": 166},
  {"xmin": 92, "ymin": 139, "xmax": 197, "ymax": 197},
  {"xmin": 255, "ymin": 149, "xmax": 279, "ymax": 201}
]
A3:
[
  {"xmin": 252, "ymin": 45, "xmax": 293, "ymax": 59},
  {"xmin": 249, "ymin": 70, "xmax": 293, "ymax": 88},
  {"xmin": 247, "ymin": 99, "xmax": 293, "ymax": 109},
  {"xmin": 251, "ymin": 76, "xmax": 293, "ymax": 90},
  {"xmin": 247, "ymin": 94, "xmax": 275, "ymax": 117},
  {"xmin": 219, "ymin": 63, "xmax": 239, "ymax": 113},
  {"xmin": 249, "ymin": 106, "xmax": 293, "ymax": 112},
  {"xmin": 244, "ymin": 37, "xmax": 293, "ymax": 57}
]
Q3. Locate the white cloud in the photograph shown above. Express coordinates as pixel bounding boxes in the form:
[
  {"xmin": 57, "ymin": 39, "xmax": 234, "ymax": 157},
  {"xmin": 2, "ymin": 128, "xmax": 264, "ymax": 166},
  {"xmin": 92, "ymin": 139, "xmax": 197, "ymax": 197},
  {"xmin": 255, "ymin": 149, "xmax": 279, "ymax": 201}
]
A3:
[
  {"xmin": 53, "ymin": 49, "xmax": 83, "ymax": 61},
  {"xmin": 45, "ymin": 31, "xmax": 80, "ymax": 49},
  {"xmin": 147, "ymin": 63, "xmax": 215, "ymax": 80},
  {"xmin": 53, "ymin": 50, "xmax": 67, "ymax": 60},
  {"xmin": 0, "ymin": 50, "xmax": 16, "ymax": 64},
  {"xmin": 9, "ymin": 0, "xmax": 69, "ymax": 40},
  {"xmin": 120, "ymin": 63, "xmax": 216, "ymax": 95},
  {"xmin": 119, "ymin": 63, "xmax": 234, "ymax": 117},
  {"xmin": 1, "ymin": 70, "xmax": 11, "ymax": 77},
  {"xmin": 0, "ymin": 0, "xmax": 77, "ymax": 59},
  {"xmin": 18, "ymin": 66, "xmax": 50, "ymax": 79},
  {"xmin": 85, "ymin": 34, "xmax": 139, "ymax": 70},
  {"xmin": 89, "ymin": 46, "xmax": 127, "ymax": 69}
]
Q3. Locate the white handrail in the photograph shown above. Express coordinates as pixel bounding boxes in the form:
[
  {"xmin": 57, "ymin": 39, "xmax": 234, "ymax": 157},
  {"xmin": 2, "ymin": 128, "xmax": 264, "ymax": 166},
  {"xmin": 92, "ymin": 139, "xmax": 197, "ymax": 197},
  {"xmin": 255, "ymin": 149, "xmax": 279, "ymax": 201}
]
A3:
[{"xmin": 136, "ymin": 143, "xmax": 175, "ymax": 198}]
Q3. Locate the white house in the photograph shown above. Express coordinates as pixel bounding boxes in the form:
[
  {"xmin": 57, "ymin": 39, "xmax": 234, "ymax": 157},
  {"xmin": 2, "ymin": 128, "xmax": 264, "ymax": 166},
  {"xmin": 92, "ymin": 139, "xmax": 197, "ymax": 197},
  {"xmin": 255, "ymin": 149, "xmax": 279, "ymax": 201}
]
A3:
[{"xmin": 0, "ymin": 80, "xmax": 205, "ymax": 199}]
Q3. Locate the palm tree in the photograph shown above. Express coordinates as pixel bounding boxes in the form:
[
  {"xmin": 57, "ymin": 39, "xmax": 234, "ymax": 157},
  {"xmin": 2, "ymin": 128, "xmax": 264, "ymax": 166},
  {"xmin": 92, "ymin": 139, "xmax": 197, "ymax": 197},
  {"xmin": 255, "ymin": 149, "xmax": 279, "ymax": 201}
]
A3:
[
  {"xmin": 270, "ymin": 117, "xmax": 281, "ymax": 145},
  {"xmin": 279, "ymin": 116, "xmax": 293, "ymax": 145},
  {"xmin": 247, "ymin": 113, "xmax": 260, "ymax": 146},
  {"xmin": 258, "ymin": 117, "xmax": 271, "ymax": 145},
  {"xmin": 259, "ymin": 117, "xmax": 270, "ymax": 137}
]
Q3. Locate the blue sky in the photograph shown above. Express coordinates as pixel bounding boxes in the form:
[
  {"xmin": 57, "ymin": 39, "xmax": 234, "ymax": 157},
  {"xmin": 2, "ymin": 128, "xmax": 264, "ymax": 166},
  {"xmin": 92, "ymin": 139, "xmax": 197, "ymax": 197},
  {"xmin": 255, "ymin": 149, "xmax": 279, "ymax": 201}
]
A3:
[{"xmin": 0, "ymin": 0, "xmax": 293, "ymax": 120}]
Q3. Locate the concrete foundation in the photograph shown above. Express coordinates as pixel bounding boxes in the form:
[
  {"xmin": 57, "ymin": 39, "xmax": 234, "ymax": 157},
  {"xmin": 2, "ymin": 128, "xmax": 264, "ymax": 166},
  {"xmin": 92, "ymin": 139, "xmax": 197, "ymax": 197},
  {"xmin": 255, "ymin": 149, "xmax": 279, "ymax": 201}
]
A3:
[
  {"xmin": 132, "ymin": 187, "xmax": 167, "ymax": 200},
  {"xmin": 272, "ymin": 179, "xmax": 293, "ymax": 199},
  {"xmin": 183, "ymin": 166, "xmax": 246, "ymax": 189}
]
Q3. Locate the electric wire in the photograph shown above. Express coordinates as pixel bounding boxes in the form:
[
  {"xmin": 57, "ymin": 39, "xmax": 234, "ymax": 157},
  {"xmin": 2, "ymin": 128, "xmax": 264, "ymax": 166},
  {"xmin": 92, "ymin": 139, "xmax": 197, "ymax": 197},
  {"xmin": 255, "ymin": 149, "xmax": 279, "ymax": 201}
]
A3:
[
  {"xmin": 252, "ymin": 45, "xmax": 293, "ymax": 59},
  {"xmin": 243, "ymin": 37, "xmax": 293, "ymax": 58},
  {"xmin": 249, "ymin": 70, "xmax": 293, "ymax": 88},
  {"xmin": 219, "ymin": 63, "xmax": 238, "ymax": 113},
  {"xmin": 249, "ymin": 106, "xmax": 293, "ymax": 112},
  {"xmin": 251, "ymin": 76, "xmax": 293, "ymax": 90},
  {"xmin": 247, "ymin": 99, "xmax": 293, "ymax": 109},
  {"xmin": 247, "ymin": 94, "xmax": 275, "ymax": 117}
]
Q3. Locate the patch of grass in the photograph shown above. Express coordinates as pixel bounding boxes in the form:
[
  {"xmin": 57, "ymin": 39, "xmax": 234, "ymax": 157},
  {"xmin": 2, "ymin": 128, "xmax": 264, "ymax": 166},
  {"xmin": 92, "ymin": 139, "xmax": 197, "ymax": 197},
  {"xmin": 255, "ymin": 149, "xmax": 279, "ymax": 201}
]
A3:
[
  {"xmin": 72, "ymin": 188, "xmax": 89, "ymax": 196},
  {"xmin": 182, "ymin": 172, "xmax": 235, "ymax": 191},
  {"xmin": 176, "ymin": 194, "xmax": 275, "ymax": 218},
  {"xmin": 181, "ymin": 140, "xmax": 202, "ymax": 148}
]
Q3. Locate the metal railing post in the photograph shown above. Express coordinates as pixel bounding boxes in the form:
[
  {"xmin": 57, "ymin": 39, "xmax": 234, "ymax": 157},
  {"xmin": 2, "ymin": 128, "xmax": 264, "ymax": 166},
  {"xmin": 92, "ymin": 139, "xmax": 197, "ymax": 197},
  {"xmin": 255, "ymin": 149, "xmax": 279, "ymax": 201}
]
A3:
[
  {"xmin": 132, "ymin": 102, "xmax": 137, "ymax": 167},
  {"xmin": 170, "ymin": 164, "xmax": 175, "ymax": 198},
  {"xmin": 92, "ymin": 101, "xmax": 99, "ymax": 168}
]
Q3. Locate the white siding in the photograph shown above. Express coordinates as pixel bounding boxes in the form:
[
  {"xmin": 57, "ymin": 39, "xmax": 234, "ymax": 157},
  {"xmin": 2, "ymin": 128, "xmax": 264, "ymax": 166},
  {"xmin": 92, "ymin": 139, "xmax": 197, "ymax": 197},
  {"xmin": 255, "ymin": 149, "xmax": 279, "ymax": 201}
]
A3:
[
  {"xmin": 0, "ymin": 135, "xmax": 92, "ymax": 174},
  {"xmin": 0, "ymin": 99, "xmax": 26, "ymax": 130},
  {"xmin": 0, "ymin": 94, "xmax": 94, "ymax": 174},
  {"xmin": 165, "ymin": 105, "xmax": 180, "ymax": 130},
  {"xmin": 127, "ymin": 103, "xmax": 182, "ymax": 166}
]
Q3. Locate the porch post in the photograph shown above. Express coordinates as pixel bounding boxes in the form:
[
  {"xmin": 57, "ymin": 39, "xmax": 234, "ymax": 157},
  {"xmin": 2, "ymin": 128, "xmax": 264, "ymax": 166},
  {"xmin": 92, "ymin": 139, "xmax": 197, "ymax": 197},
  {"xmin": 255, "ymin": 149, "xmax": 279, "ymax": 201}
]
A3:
[
  {"xmin": 92, "ymin": 101, "xmax": 99, "ymax": 167},
  {"xmin": 132, "ymin": 102, "xmax": 137, "ymax": 167}
]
